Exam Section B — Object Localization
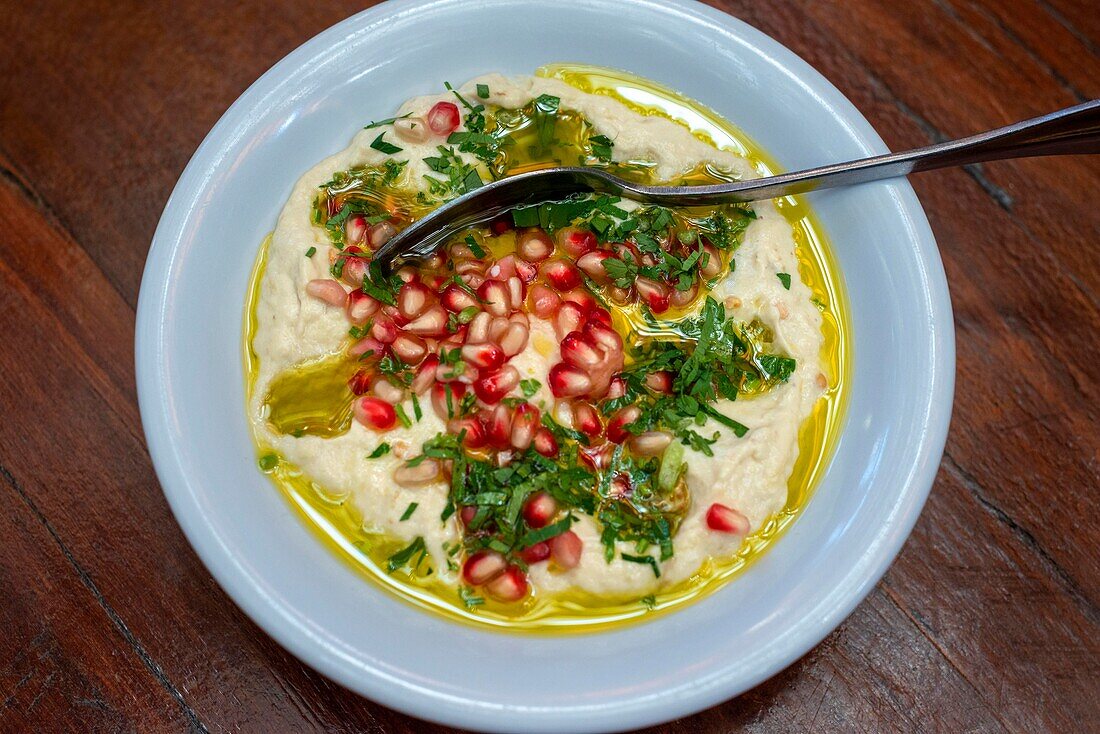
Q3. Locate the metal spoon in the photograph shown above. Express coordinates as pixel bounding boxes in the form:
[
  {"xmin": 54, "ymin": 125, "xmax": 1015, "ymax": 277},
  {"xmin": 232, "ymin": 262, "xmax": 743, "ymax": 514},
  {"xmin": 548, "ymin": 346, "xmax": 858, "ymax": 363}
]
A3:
[{"xmin": 373, "ymin": 99, "xmax": 1100, "ymax": 273}]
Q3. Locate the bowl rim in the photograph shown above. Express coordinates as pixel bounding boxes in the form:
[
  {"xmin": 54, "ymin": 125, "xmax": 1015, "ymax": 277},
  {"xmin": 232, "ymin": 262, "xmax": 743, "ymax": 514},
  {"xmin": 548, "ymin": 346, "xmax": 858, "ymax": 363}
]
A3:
[{"xmin": 135, "ymin": 0, "xmax": 954, "ymax": 730}]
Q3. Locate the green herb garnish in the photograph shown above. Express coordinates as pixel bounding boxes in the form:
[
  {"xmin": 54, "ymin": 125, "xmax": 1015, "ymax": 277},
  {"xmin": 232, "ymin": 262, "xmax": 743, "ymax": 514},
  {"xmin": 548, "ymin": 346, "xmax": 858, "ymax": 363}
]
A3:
[
  {"xmin": 370, "ymin": 132, "xmax": 403, "ymax": 155},
  {"xmin": 400, "ymin": 502, "xmax": 419, "ymax": 521},
  {"xmin": 777, "ymin": 272, "xmax": 792, "ymax": 290}
]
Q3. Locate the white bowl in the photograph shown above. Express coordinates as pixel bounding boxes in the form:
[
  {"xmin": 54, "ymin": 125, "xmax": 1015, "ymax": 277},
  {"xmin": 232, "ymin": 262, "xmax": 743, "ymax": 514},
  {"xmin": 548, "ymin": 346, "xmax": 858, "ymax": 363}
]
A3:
[{"xmin": 135, "ymin": 0, "xmax": 954, "ymax": 731}]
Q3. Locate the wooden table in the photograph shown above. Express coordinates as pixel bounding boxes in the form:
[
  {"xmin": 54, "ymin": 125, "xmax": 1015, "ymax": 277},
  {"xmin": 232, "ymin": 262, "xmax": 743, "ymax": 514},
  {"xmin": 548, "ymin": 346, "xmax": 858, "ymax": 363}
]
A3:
[{"xmin": 2, "ymin": 1, "xmax": 1097, "ymax": 730}]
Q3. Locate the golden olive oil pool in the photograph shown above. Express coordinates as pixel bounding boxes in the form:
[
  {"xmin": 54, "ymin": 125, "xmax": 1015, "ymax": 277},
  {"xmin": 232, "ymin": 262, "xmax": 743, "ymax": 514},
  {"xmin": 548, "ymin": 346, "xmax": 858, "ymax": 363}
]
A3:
[{"xmin": 243, "ymin": 65, "xmax": 851, "ymax": 632}]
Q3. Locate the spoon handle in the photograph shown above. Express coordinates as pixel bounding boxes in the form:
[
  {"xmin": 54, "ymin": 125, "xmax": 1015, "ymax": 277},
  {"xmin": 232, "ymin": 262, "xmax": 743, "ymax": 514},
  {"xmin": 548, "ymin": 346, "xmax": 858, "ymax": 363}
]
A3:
[{"xmin": 688, "ymin": 99, "xmax": 1100, "ymax": 202}]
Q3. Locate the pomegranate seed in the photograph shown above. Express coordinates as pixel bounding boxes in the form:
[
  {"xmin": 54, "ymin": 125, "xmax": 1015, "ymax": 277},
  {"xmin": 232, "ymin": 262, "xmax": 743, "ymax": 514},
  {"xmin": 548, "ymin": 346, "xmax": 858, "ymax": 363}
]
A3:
[
  {"xmin": 553, "ymin": 302, "xmax": 586, "ymax": 340},
  {"xmin": 609, "ymin": 473, "xmax": 632, "ymax": 499},
  {"xmin": 347, "ymin": 370, "xmax": 372, "ymax": 395},
  {"xmin": 459, "ymin": 506, "xmax": 477, "ymax": 527},
  {"xmin": 519, "ymin": 542, "xmax": 551, "ymax": 564},
  {"xmin": 340, "ymin": 254, "xmax": 368, "ymax": 287},
  {"xmin": 348, "ymin": 335, "xmax": 387, "ymax": 360},
  {"xmin": 463, "ymin": 550, "xmax": 506, "ymax": 585},
  {"xmin": 488, "ymin": 316, "xmax": 511, "ymax": 343},
  {"xmin": 392, "ymin": 334, "xmax": 428, "ymax": 364},
  {"xmin": 541, "ymin": 259, "xmax": 582, "ymax": 292},
  {"xmin": 354, "ymin": 397, "xmax": 396, "ymax": 431},
  {"xmin": 393, "ymin": 115, "xmax": 430, "ymax": 143},
  {"xmin": 517, "ymin": 228, "xmax": 553, "ymax": 262},
  {"xmin": 607, "ymin": 376, "xmax": 626, "ymax": 400},
  {"xmin": 645, "ymin": 371, "xmax": 673, "ymax": 393},
  {"xmin": 435, "ymin": 357, "xmax": 465, "ymax": 383},
  {"xmin": 367, "ymin": 221, "xmax": 397, "ymax": 250},
  {"xmin": 449, "ymin": 416, "xmax": 488, "ymax": 448},
  {"xmin": 627, "ymin": 431, "xmax": 673, "ymax": 457},
  {"xmin": 426, "ymin": 101, "xmax": 460, "ymax": 136},
  {"xmin": 506, "ymin": 277, "xmax": 525, "ymax": 309},
  {"xmin": 528, "ymin": 283, "xmax": 561, "ymax": 319},
  {"xmin": 395, "ymin": 266, "xmax": 418, "ymax": 284},
  {"xmin": 440, "ymin": 284, "xmax": 479, "ymax": 313},
  {"xmin": 423, "ymin": 272, "xmax": 448, "ymax": 291},
  {"xmin": 582, "ymin": 320, "xmax": 623, "ymax": 353},
  {"xmin": 346, "ymin": 290, "xmax": 380, "ymax": 324},
  {"xmin": 561, "ymin": 331, "xmax": 603, "ymax": 368},
  {"xmin": 490, "ymin": 216, "xmax": 513, "ymax": 235},
  {"xmin": 636, "ymin": 277, "xmax": 671, "ymax": 314},
  {"xmin": 461, "ymin": 342, "xmax": 505, "ymax": 370},
  {"xmin": 549, "ymin": 530, "xmax": 582, "ymax": 570},
  {"xmin": 532, "ymin": 427, "xmax": 559, "ymax": 457},
  {"xmin": 571, "ymin": 401, "xmax": 602, "ymax": 437},
  {"xmin": 485, "ymin": 566, "xmax": 528, "ymax": 602},
  {"xmin": 477, "ymin": 280, "xmax": 510, "ymax": 317},
  {"xmin": 576, "ymin": 250, "xmax": 615, "ymax": 283},
  {"xmin": 371, "ymin": 314, "xmax": 398, "ymax": 344},
  {"xmin": 522, "ymin": 491, "xmax": 557, "ymax": 528},
  {"xmin": 549, "ymin": 363, "xmax": 592, "ymax": 398},
  {"xmin": 562, "ymin": 288, "xmax": 598, "ymax": 313},
  {"xmin": 454, "ymin": 259, "xmax": 484, "ymax": 278},
  {"xmin": 412, "ymin": 355, "xmax": 439, "ymax": 394},
  {"xmin": 371, "ymin": 375, "xmax": 405, "ymax": 404},
  {"xmin": 670, "ymin": 280, "xmax": 698, "ymax": 308},
  {"xmin": 499, "ymin": 321, "xmax": 530, "ymax": 357},
  {"xmin": 701, "ymin": 244, "xmax": 723, "ymax": 279},
  {"xmin": 706, "ymin": 503, "xmax": 750, "ymax": 534},
  {"xmin": 608, "ymin": 286, "xmax": 633, "ymax": 305},
  {"xmin": 487, "ymin": 257, "xmax": 516, "ymax": 280},
  {"xmin": 466, "ymin": 311, "xmax": 492, "ymax": 343},
  {"xmin": 305, "ymin": 279, "xmax": 347, "ymax": 307},
  {"xmin": 404, "ymin": 305, "xmax": 448, "ymax": 337},
  {"xmin": 432, "ymin": 381, "xmax": 467, "ymax": 420},
  {"xmin": 473, "ymin": 364, "xmax": 520, "ymax": 404},
  {"xmin": 393, "ymin": 458, "xmax": 440, "ymax": 487},
  {"xmin": 510, "ymin": 403, "xmax": 540, "ymax": 451},
  {"xmin": 397, "ymin": 281, "xmax": 433, "ymax": 319},
  {"xmin": 512, "ymin": 257, "xmax": 539, "ymax": 283},
  {"xmin": 556, "ymin": 226, "xmax": 596, "ymax": 257},
  {"xmin": 587, "ymin": 307, "xmax": 613, "ymax": 327},
  {"xmin": 485, "ymin": 404, "xmax": 513, "ymax": 448},
  {"xmin": 345, "ymin": 213, "xmax": 368, "ymax": 245},
  {"xmin": 579, "ymin": 443, "xmax": 613, "ymax": 471},
  {"xmin": 382, "ymin": 304, "xmax": 409, "ymax": 327},
  {"xmin": 606, "ymin": 405, "xmax": 642, "ymax": 443}
]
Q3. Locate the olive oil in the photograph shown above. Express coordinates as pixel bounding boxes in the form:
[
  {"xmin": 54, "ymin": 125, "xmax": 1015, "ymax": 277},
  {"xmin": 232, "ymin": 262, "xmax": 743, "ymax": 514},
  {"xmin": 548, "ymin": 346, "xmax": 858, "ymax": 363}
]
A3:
[{"xmin": 244, "ymin": 66, "xmax": 850, "ymax": 632}]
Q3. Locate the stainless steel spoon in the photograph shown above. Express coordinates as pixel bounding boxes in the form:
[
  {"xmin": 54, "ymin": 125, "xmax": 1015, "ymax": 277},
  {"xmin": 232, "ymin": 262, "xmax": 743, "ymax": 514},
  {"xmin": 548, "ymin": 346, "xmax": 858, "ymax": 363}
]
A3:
[{"xmin": 372, "ymin": 99, "xmax": 1100, "ymax": 273}]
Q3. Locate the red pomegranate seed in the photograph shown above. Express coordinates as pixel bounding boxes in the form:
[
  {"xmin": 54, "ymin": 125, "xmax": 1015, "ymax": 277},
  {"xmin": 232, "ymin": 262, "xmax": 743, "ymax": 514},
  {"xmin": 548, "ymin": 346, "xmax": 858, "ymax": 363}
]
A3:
[
  {"xmin": 490, "ymin": 216, "xmax": 513, "ymax": 235},
  {"xmin": 485, "ymin": 404, "xmax": 513, "ymax": 448},
  {"xmin": 706, "ymin": 503, "xmax": 750, "ymax": 534},
  {"xmin": 346, "ymin": 290, "xmax": 380, "ymax": 324},
  {"xmin": 423, "ymin": 272, "xmax": 449, "ymax": 292},
  {"xmin": 541, "ymin": 259, "xmax": 582, "ymax": 291},
  {"xmin": 607, "ymin": 376, "xmax": 626, "ymax": 399},
  {"xmin": 499, "ymin": 321, "xmax": 530, "ymax": 357},
  {"xmin": 392, "ymin": 334, "xmax": 428, "ymax": 364},
  {"xmin": 371, "ymin": 375, "xmax": 405, "ymax": 404},
  {"xmin": 354, "ymin": 396, "xmax": 396, "ymax": 431},
  {"xmin": 571, "ymin": 401, "xmax": 602, "ymax": 437},
  {"xmin": 488, "ymin": 316, "xmax": 511, "ymax": 343},
  {"xmin": 459, "ymin": 505, "xmax": 477, "ymax": 527},
  {"xmin": 579, "ymin": 443, "xmax": 613, "ymax": 471},
  {"xmin": 440, "ymin": 284, "xmax": 478, "ymax": 313},
  {"xmin": 562, "ymin": 288, "xmax": 598, "ymax": 313},
  {"xmin": 533, "ymin": 427, "xmax": 559, "ymax": 457},
  {"xmin": 528, "ymin": 283, "xmax": 561, "ymax": 319},
  {"xmin": 345, "ymin": 213, "xmax": 368, "ymax": 245},
  {"xmin": 305, "ymin": 279, "xmax": 347, "ymax": 307},
  {"xmin": 561, "ymin": 331, "xmax": 603, "ymax": 369},
  {"xmin": 636, "ymin": 277, "xmax": 671, "ymax": 314},
  {"xmin": 485, "ymin": 566, "xmax": 528, "ymax": 602},
  {"xmin": 609, "ymin": 473, "xmax": 632, "ymax": 499},
  {"xmin": 454, "ymin": 259, "xmax": 484, "ymax": 278},
  {"xmin": 645, "ymin": 371, "xmax": 673, "ymax": 393},
  {"xmin": 670, "ymin": 280, "xmax": 698, "ymax": 308},
  {"xmin": 576, "ymin": 250, "xmax": 615, "ymax": 283},
  {"xmin": 549, "ymin": 530, "xmax": 582, "ymax": 570},
  {"xmin": 477, "ymin": 279, "xmax": 510, "ymax": 317},
  {"xmin": 463, "ymin": 550, "xmax": 506, "ymax": 585},
  {"xmin": 506, "ymin": 277, "xmax": 525, "ymax": 309},
  {"xmin": 510, "ymin": 403, "xmax": 540, "ymax": 451},
  {"xmin": 348, "ymin": 335, "xmax": 387, "ymax": 360},
  {"xmin": 517, "ymin": 228, "xmax": 553, "ymax": 262},
  {"xmin": 347, "ymin": 370, "xmax": 371, "ymax": 395},
  {"xmin": 582, "ymin": 320, "xmax": 623, "ymax": 353},
  {"xmin": 519, "ymin": 542, "xmax": 551, "ymax": 564},
  {"xmin": 466, "ymin": 311, "xmax": 492, "ymax": 344},
  {"xmin": 473, "ymin": 365, "xmax": 520, "ymax": 404},
  {"xmin": 487, "ymin": 257, "xmax": 516, "ymax": 280},
  {"xmin": 626, "ymin": 431, "xmax": 673, "ymax": 457},
  {"xmin": 397, "ymin": 281, "xmax": 433, "ymax": 320},
  {"xmin": 367, "ymin": 221, "xmax": 397, "ymax": 250},
  {"xmin": 427, "ymin": 101, "xmax": 460, "ymax": 136},
  {"xmin": 382, "ymin": 304, "xmax": 409, "ymax": 328},
  {"xmin": 522, "ymin": 491, "xmax": 558, "ymax": 528},
  {"xmin": 511, "ymin": 256, "xmax": 539, "ymax": 283},
  {"xmin": 606, "ymin": 405, "xmax": 641, "ymax": 443},
  {"xmin": 395, "ymin": 266, "xmax": 419, "ymax": 284},
  {"xmin": 449, "ymin": 416, "xmax": 488, "ymax": 448},
  {"xmin": 432, "ymin": 381, "xmax": 467, "ymax": 420},
  {"xmin": 412, "ymin": 355, "xmax": 439, "ymax": 394},
  {"xmin": 553, "ymin": 302, "xmax": 586, "ymax": 340},
  {"xmin": 587, "ymin": 306, "xmax": 612, "ymax": 327},
  {"xmin": 404, "ymin": 305, "xmax": 448, "ymax": 337},
  {"xmin": 556, "ymin": 226, "xmax": 597, "ymax": 258},
  {"xmin": 549, "ymin": 363, "xmax": 592, "ymax": 398},
  {"xmin": 701, "ymin": 244, "xmax": 722, "ymax": 279},
  {"xmin": 339, "ymin": 251, "xmax": 367, "ymax": 287},
  {"xmin": 461, "ymin": 342, "xmax": 505, "ymax": 370},
  {"xmin": 371, "ymin": 314, "xmax": 398, "ymax": 344}
]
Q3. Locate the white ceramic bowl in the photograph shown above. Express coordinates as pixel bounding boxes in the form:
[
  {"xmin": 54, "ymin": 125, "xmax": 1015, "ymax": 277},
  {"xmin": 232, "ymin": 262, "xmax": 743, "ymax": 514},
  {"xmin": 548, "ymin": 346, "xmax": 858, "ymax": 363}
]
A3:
[{"xmin": 135, "ymin": 0, "xmax": 954, "ymax": 731}]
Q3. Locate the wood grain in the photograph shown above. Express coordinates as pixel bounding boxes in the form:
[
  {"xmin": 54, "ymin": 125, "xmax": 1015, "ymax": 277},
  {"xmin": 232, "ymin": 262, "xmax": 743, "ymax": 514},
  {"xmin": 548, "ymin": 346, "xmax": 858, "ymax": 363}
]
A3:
[{"xmin": 0, "ymin": 1, "xmax": 1096, "ymax": 731}]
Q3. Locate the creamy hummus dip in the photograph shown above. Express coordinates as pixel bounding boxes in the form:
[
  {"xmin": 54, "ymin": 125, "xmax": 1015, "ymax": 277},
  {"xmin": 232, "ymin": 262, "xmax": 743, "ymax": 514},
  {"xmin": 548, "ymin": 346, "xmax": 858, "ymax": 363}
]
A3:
[{"xmin": 250, "ymin": 74, "xmax": 825, "ymax": 604}]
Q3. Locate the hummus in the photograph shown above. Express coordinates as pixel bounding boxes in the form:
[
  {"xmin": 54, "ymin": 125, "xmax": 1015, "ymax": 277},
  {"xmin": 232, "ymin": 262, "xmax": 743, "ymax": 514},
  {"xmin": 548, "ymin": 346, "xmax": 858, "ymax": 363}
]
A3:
[{"xmin": 249, "ymin": 74, "xmax": 825, "ymax": 604}]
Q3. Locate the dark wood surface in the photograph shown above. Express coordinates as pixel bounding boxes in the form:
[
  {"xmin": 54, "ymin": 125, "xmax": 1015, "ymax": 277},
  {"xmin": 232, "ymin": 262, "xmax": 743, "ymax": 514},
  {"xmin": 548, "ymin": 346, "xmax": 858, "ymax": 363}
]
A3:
[{"xmin": 1, "ymin": 1, "xmax": 1097, "ymax": 731}]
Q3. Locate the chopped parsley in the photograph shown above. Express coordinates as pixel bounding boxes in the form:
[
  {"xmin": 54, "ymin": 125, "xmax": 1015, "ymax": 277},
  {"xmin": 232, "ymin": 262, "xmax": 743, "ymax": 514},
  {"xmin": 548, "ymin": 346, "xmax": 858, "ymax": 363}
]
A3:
[
  {"xmin": 386, "ymin": 536, "xmax": 428, "ymax": 573},
  {"xmin": 364, "ymin": 113, "xmax": 411, "ymax": 129},
  {"xmin": 519, "ymin": 379, "xmax": 541, "ymax": 398},
  {"xmin": 777, "ymin": 272, "xmax": 792, "ymax": 290},
  {"xmin": 367, "ymin": 443, "xmax": 391, "ymax": 459},
  {"xmin": 399, "ymin": 502, "xmax": 419, "ymax": 521},
  {"xmin": 304, "ymin": 246, "xmax": 316, "ymax": 258},
  {"xmin": 476, "ymin": 83, "xmax": 490, "ymax": 99},
  {"xmin": 257, "ymin": 453, "xmax": 278, "ymax": 471},
  {"xmin": 370, "ymin": 132, "xmax": 403, "ymax": 155}
]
